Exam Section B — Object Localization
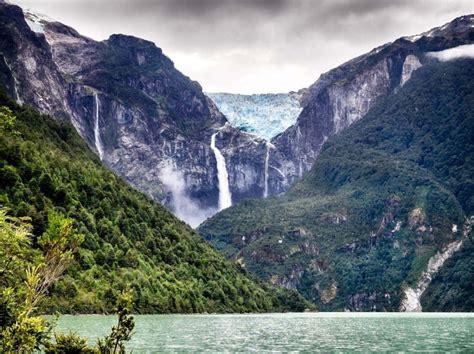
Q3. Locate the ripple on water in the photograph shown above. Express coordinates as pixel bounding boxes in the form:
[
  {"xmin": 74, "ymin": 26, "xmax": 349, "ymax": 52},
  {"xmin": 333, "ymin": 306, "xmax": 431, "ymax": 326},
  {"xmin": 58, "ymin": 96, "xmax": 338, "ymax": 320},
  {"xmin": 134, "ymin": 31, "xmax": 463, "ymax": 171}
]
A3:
[{"xmin": 55, "ymin": 313, "xmax": 474, "ymax": 352}]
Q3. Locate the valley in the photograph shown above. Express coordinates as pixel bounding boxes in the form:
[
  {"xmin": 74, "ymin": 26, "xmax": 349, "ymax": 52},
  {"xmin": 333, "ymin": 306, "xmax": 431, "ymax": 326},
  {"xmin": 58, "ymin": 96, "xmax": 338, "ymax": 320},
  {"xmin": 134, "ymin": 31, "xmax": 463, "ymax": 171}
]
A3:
[
  {"xmin": 0, "ymin": 0, "xmax": 472, "ymax": 319},
  {"xmin": 200, "ymin": 59, "xmax": 474, "ymax": 311}
]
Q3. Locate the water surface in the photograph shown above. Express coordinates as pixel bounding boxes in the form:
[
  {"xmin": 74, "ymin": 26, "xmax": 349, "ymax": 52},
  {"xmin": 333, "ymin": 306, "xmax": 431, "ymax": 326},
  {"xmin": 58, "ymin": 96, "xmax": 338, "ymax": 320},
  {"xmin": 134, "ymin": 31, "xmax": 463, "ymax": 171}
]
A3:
[{"xmin": 56, "ymin": 312, "xmax": 474, "ymax": 352}]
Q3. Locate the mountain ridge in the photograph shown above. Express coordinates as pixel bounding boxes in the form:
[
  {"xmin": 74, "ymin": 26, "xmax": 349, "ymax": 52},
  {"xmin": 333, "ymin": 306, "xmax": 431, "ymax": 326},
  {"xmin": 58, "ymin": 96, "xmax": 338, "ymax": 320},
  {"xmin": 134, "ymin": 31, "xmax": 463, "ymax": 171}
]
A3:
[
  {"xmin": 4, "ymin": 4, "xmax": 472, "ymax": 227},
  {"xmin": 269, "ymin": 14, "xmax": 474, "ymax": 192},
  {"xmin": 199, "ymin": 59, "xmax": 474, "ymax": 311}
]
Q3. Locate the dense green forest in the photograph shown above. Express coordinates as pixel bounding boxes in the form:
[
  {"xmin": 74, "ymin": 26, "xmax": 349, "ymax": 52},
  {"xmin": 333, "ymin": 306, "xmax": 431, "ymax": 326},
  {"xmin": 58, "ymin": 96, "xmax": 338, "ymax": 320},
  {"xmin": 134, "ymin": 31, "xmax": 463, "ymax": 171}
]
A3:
[
  {"xmin": 0, "ymin": 92, "xmax": 310, "ymax": 314},
  {"xmin": 199, "ymin": 60, "xmax": 474, "ymax": 311}
]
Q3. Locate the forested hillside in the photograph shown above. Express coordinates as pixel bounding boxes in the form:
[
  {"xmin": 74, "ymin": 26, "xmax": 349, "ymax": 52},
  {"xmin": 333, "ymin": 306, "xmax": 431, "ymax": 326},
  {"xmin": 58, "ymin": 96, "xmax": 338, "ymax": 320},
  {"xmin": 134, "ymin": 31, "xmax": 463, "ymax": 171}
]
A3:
[
  {"xmin": 199, "ymin": 60, "xmax": 474, "ymax": 311},
  {"xmin": 0, "ymin": 91, "xmax": 309, "ymax": 314}
]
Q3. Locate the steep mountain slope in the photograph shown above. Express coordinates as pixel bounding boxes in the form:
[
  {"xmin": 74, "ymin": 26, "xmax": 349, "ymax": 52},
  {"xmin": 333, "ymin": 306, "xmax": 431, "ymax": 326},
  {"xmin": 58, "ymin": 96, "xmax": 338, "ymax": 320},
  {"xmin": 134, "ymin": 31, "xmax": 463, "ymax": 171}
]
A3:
[
  {"xmin": 207, "ymin": 92, "xmax": 303, "ymax": 141},
  {"xmin": 267, "ymin": 15, "xmax": 474, "ymax": 194},
  {"xmin": 199, "ymin": 59, "xmax": 474, "ymax": 311},
  {"xmin": 0, "ymin": 92, "xmax": 310, "ymax": 313},
  {"xmin": 2, "ymin": 3, "xmax": 473, "ymax": 227},
  {"xmin": 0, "ymin": 2, "xmax": 271, "ymax": 226}
]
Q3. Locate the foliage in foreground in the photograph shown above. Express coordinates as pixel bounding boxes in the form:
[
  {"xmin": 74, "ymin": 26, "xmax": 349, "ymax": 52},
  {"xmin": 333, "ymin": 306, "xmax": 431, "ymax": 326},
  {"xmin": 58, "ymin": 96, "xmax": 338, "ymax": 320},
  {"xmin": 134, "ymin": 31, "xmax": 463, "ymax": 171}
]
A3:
[
  {"xmin": 0, "ymin": 208, "xmax": 80, "ymax": 352},
  {"xmin": 0, "ymin": 208, "xmax": 134, "ymax": 352}
]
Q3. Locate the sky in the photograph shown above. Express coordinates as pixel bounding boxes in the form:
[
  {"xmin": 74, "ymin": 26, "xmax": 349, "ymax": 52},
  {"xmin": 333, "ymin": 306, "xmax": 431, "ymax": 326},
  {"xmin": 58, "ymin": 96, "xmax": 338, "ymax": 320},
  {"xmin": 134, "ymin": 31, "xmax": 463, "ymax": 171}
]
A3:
[{"xmin": 11, "ymin": 0, "xmax": 474, "ymax": 94}]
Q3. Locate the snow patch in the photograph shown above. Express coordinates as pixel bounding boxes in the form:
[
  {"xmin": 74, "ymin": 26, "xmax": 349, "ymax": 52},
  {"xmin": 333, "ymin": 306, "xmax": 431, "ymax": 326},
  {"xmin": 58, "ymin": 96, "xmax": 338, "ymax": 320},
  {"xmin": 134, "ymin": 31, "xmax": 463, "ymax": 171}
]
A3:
[
  {"xmin": 427, "ymin": 44, "xmax": 474, "ymax": 62},
  {"xmin": 404, "ymin": 34, "xmax": 422, "ymax": 43},
  {"xmin": 23, "ymin": 9, "xmax": 55, "ymax": 34}
]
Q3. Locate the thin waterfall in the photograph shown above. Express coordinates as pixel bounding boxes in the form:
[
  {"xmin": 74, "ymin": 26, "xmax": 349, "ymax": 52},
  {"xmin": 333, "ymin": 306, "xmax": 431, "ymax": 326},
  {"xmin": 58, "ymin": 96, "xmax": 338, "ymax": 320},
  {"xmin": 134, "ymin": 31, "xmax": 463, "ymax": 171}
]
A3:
[
  {"xmin": 263, "ymin": 143, "xmax": 271, "ymax": 198},
  {"xmin": 4, "ymin": 58, "xmax": 22, "ymax": 105},
  {"xmin": 94, "ymin": 92, "xmax": 104, "ymax": 161},
  {"xmin": 210, "ymin": 130, "xmax": 232, "ymax": 211}
]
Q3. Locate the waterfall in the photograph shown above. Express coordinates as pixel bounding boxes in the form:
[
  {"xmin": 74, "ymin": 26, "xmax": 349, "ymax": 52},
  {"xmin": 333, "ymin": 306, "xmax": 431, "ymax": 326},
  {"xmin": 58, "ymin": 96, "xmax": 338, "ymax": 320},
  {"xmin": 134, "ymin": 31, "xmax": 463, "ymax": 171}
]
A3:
[
  {"xmin": 4, "ymin": 58, "xmax": 23, "ymax": 105},
  {"xmin": 94, "ymin": 92, "xmax": 104, "ymax": 161},
  {"xmin": 263, "ymin": 143, "xmax": 271, "ymax": 198},
  {"xmin": 211, "ymin": 131, "xmax": 232, "ymax": 211}
]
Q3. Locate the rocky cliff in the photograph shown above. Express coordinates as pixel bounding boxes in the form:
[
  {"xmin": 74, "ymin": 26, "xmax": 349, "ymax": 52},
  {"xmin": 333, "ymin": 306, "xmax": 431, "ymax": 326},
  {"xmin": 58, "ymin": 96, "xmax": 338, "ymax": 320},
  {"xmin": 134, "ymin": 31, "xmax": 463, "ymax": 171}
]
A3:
[
  {"xmin": 0, "ymin": 2, "xmax": 270, "ymax": 226},
  {"xmin": 268, "ymin": 15, "xmax": 474, "ymax": 193}
]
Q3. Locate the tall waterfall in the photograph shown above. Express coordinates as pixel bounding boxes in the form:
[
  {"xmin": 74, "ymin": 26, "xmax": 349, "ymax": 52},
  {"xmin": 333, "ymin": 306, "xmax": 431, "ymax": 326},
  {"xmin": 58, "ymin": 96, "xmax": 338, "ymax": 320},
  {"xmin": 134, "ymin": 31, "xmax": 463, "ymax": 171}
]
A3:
[
  {"xmin": 94, "ymin": 92, "xmax": 104, "ymax": 161},
  {"xmin": 263, "ymin": 143, "xmax": 271, "ymax": 198},
  {"xmin": 211, "ymin": 131, "xmax": 232, "ymax": 211}
]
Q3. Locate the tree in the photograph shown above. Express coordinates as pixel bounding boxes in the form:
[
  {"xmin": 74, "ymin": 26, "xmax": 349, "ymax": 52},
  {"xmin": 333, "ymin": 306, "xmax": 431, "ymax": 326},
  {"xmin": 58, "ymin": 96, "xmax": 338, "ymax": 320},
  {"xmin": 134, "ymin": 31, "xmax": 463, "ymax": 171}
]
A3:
[
  {"xmin": 0, "ymin": 208, "xmax": 136, "ymax": 352},
  {"xmin": 97, "ymin": 291, "xmax": 135, "ymax": 354},
  {"xmin": 0, "ymin": 209, "xmax": 82, "ymax": 352}
]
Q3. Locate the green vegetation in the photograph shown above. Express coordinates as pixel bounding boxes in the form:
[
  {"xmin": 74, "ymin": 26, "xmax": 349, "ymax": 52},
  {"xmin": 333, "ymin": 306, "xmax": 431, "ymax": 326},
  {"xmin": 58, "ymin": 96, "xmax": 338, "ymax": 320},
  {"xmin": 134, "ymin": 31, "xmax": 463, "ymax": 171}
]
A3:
[
  {"xmin": 96, "ymin": 291, "xmax": 135, "ymax": 353},
  {"xmin": 199, "ymin": 60, "xmax": 474, "ymax": 311},
  {"xmin": 0, "ymin": 92, "xmax": 310, "ymax": 314},
  {"xmin": 0, "ymin": 207, "xmax": 135, "ymax": 352}
]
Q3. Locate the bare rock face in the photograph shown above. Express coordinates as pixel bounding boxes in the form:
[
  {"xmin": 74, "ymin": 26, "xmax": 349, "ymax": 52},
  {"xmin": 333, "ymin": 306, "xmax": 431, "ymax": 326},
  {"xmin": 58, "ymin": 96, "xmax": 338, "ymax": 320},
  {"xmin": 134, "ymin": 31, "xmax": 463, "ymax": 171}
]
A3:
[
  {"xmin": 0, "ymin": 2, "xmax": 268, "ymax": 226},
  {"xmin": 0, "ymin": 5, "xmax": 75, "ymax": 122},
  {"xmin": 268, "ymin": 15, "xmax": 474, "ymax": 193},
  {"xmin": 400, "ymin": 55, "xmax": 422, "ymax": 86}
]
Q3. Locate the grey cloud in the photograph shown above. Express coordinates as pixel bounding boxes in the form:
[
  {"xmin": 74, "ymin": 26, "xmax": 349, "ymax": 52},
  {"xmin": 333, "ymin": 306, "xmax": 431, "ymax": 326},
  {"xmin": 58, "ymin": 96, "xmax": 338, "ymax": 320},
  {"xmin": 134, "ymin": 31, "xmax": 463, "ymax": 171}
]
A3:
[
  {"xmin": 157, "ymin": 0, "xmax": 289, "ymax": 16},
  {"xmin": 11, "ymin": 0, "xmax": 474, "ymax": 93}
]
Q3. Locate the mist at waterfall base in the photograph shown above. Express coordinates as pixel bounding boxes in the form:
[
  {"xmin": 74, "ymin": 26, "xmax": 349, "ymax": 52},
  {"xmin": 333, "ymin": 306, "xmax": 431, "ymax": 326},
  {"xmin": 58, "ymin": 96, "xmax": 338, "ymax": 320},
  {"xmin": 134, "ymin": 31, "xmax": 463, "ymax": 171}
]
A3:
[{"xmin": 159, "ymin": 165, "xmax": 217, "ymax": 228}]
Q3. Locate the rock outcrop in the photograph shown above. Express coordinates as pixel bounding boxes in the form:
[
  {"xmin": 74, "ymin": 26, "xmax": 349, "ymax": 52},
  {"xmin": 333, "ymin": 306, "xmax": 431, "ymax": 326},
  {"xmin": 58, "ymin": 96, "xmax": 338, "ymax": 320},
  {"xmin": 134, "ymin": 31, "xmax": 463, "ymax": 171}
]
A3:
[{"xmin": 400, "ymin": 217, "xmax": 472, "ymax": 312}]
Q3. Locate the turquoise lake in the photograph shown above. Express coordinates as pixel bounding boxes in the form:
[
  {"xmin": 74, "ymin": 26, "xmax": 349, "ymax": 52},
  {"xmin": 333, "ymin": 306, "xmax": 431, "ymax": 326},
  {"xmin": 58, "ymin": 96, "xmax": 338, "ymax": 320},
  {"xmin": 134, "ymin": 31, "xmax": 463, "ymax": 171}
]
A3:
[{"xmin": 55, "ymin": 312, "xmax": 474, "ymax": 352}]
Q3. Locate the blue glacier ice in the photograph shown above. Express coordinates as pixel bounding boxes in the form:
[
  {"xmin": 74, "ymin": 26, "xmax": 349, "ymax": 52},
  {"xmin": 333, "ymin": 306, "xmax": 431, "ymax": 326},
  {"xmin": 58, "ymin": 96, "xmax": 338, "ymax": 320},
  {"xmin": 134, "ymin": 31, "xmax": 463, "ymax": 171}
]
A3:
[{"xmin": 207, "ymin": 92, "xmax": 303, "ymax": 141}]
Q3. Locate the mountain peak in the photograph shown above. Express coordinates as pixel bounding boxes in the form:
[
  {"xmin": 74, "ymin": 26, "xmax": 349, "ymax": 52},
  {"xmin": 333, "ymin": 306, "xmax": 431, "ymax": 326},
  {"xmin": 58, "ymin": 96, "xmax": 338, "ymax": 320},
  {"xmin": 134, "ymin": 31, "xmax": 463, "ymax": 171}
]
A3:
[
  {"xmin": 403, "ymin": 13, "xmax": 474, "ymax": 43},
  {"xmin": 107, "ymin": 33, "xmax": 159, "ymax": 50}
]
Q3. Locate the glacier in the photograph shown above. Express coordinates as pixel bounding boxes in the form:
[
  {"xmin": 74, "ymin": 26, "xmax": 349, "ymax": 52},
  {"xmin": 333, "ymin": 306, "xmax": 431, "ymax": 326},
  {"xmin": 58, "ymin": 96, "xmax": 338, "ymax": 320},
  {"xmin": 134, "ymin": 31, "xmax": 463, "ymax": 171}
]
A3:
[{"xmin": 207, "ymin": 92, "xmax": 303, "ymax": 141}]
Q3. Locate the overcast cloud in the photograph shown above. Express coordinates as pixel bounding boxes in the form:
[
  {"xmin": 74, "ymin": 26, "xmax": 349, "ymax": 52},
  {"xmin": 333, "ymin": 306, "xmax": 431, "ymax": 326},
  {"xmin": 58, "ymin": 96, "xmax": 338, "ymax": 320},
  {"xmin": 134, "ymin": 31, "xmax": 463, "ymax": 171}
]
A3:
[{"xmin": 11, "ymin": 0, "xmax": 474, "ymax": 93}]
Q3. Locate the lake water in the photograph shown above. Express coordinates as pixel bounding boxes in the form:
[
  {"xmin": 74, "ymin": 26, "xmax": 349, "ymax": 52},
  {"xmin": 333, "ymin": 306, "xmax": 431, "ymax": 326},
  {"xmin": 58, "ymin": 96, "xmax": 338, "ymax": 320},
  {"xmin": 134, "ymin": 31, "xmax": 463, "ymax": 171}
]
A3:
[{"xmin": 55, "ymin": 313, "xmax": 473, "ymax": 352}]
